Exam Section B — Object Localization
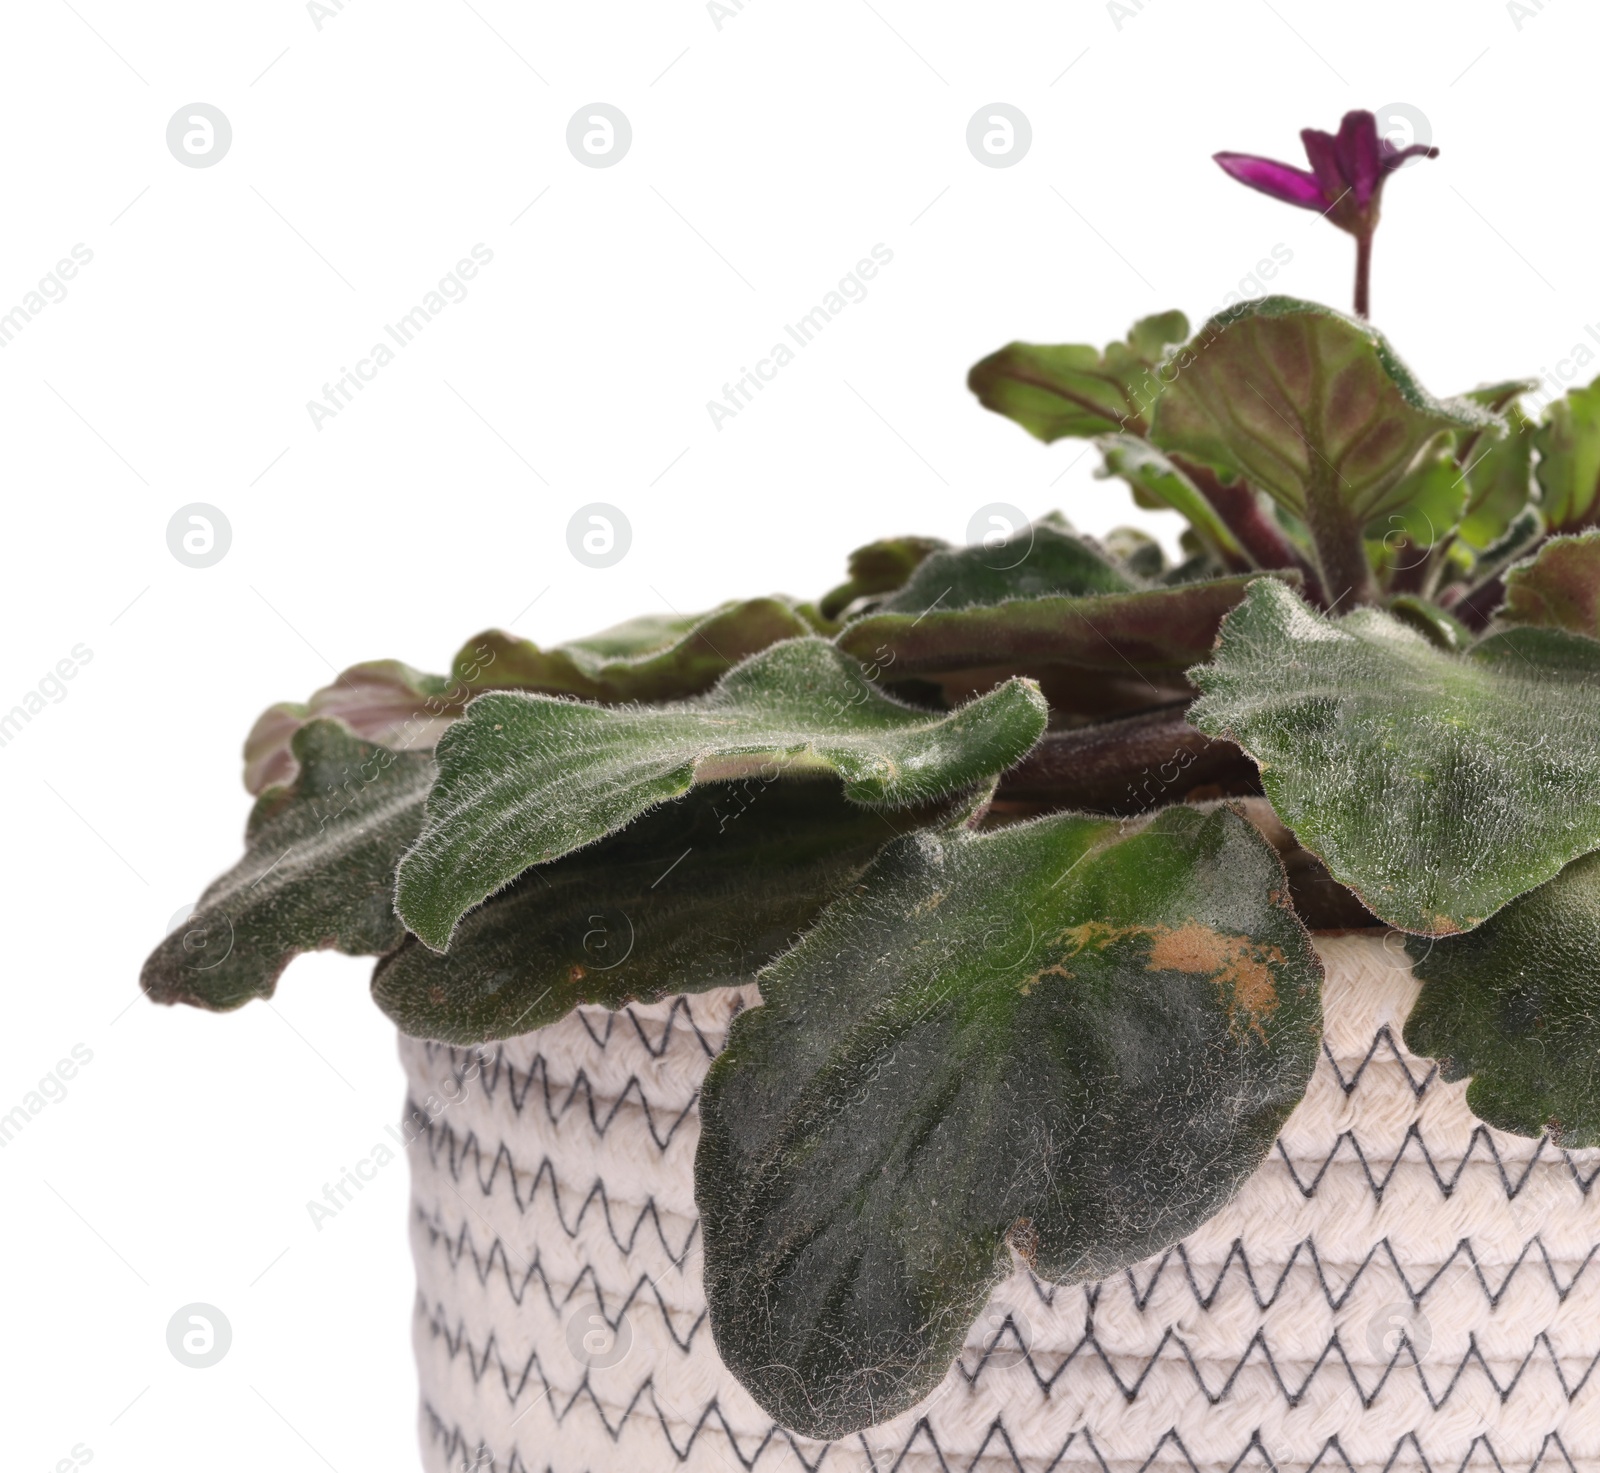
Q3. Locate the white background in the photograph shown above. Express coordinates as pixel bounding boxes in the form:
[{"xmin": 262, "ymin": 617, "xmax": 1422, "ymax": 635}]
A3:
[{"xmin": 2, "ymin": 1, "xmax": 1593, "ymax": 1468}]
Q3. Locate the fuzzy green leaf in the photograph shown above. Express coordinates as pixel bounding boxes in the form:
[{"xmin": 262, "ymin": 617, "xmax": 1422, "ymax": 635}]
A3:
[
  {"xmin": 1150, "ymin": 297, "xmax": 1494, "ymax": 527},
  {"xmin": 1536, "ymin": 377, "xmax": 1600, "ymax": 533},
  {"xmin": 1101, "ymin": 526, "xmax": 1169, "ymax": 579},
  {"xmin": 461, "ymin": 598, "xmax": 817, "ymax": 699},
  {"xmin": 869, "ymin": 516, "xmax": 1136, "ymax": 616},
  {"xmin": 1405, "ymin": 851, "xmax": 1600, "ymax": 1146},
  {"xmin": 837, "ymin": 575, "xmax": 1263, "ymax": 678},
  {"xmin": 374, "ymin": 782, "xmax": 923, "ymax": 1043},
  {"xmin": 819, "ymin": 536, "xmax": 949, "ymax": 620},
  {"xmin": 1190, "ymin": 577, "xmax": 1600, "ymax": 934},
  {"xmin": 697, "ymin": 804, "xmax": 1322, "ymax": 1440},
  {"xmin": 394, "ymin": 637, "xmax": 1048, "ymax": 951},
  {"xmin": 1097, "ymin": 436, "xmax": 1250, "ymax": 565},
  {"xmin": 968, "ymin": 311, "xmax": 1190, "ymax": 441},
  {"xmin": 1500, "ymin": 531, "xmax": 1600, "ymax": 640},
  {"xmin": 1456, "ymin": 508, "xmax": 1545, "ymax": 608},
  {"xmin": 1466, "ymin": 379, "xmax": 1539, "ymax": 417},
  {"xmin": 1459, "ymin": 383, "xmax": 1537, "ymax": 551},
  {"xmin": 242, "ymin": 599, "xmax": 815, "ymax": 794},
  {"xmin": 1367, "ymin": 432, "xmax": 1465, "ymax": 548},
  {"xmin": 1386, "ymin": 595, "xmax": 1471, "ymax": 653},
  {"xmin": 142, "ymin": 722, "xmax": 433, "ymax": 1010},
  {"xmin": 243, "ymin": 660, "xmax": 455, "ymax": 795}
]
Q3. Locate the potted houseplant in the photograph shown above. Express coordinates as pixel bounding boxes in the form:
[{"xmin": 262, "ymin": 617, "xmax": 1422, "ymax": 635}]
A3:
[{"xmin": 143, "ymin": 112, "xmax": 1600, "ymax": 1472}]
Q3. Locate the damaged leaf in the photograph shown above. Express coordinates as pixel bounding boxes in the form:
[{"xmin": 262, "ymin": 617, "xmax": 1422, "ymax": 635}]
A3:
[{"xmin": 697, "ymin": 803, "xmax": 1321, "ymax": 1439}]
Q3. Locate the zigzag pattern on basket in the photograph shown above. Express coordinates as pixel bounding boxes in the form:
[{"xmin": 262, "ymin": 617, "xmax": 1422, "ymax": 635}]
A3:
[
  {"xmin": 415, "ymin": 1284, "xmax": 1600, "ymax": 1414},
  {"xmin": 420, "ymin": 1395, "xmax": 834, "ymax": 1473},
  {"xmin": 419, "ymin": 1397, "xmax": 1584, "ymax": 1473},
  {"xmin": 1095, "ymin": 1235, "xmax": 1600, "ymax": 1315},
  {"xmin": 409, "ymin": 1148, "xmax": 695, "ymax": 1261},
  {"xmin": 407, "ymin": 960, "xmax": 1600, "ymax": 1473},
  {"xmin": 413, "ymin": 1194, "xmax": 1600, "ymax": 1333},
  {"xmin": 1321, "ymin": 1025, "xmax": 1436, "ymax": 1098},
  {"xmin": 972, "ymin": 1316, "xmax": 1600, "ymax": 1408},
  {"xmin": 411, "ymin": 1223, "xmax": 1600, "ymax": 1401},
  {"xmin": 419, "ymin": 993, "xmax": 732, "ymax": 1077},
  {"xmin": 1273, "ymin": 1124, "xmax": 1600, "ymax": 1202},
  {"xmin": 408, "ymin": 1083, "xmax": 1599, "ymax": 1223},
  {"xmin": 406, "ymin": 1050, "xmax": 702, "ymax": 1152},
  {"xmin": 414, "ymin": 1212, "xmax": 704, "ymax": 1345},
  {"xmin": 414, "ymin": 1200, "xmax": 698, "ymax": 1292},
  {"xmin": 403, "ymin": 1023, "xmax": 1600, "ymax": 1189}
]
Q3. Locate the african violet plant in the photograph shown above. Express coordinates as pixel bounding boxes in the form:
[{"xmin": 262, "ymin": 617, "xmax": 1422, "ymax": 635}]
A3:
[{"xmin": 145, "ymin": 110, "xmax": 1600, "ymax": 1440}]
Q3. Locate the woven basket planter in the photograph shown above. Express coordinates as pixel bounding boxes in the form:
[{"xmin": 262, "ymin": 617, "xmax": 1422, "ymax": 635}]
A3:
[{"xmin": 400, "ymin": 933, "xmax": 1600, "ymax": 1472}]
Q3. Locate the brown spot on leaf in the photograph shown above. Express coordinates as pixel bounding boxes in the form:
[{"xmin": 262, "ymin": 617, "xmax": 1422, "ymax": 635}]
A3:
[
  {"xmin": 1006, "ymin": 1217, "xmax": 1039, "ymax": 1270},
  {"xmin": 1060, "ymin": 920, "xmax": 1138, "ymax": 953},
  {"xmin": 1042, "ymin": 917, "xmax": 1284, "ymax": 1040},
  {"xmin": 568, "ymin": 964, "xmax": 587, "ymax": 984},
  {"xmin": 1146, "ymin": 922, "xmax": 1283, "ymax": 1041},
  {"xmin": 1019, "ymin": 963, "xmax": 1072, "ymax": 997}
]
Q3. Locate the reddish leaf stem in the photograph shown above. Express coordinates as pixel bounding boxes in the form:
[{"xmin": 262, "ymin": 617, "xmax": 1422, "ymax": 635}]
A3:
[
  {"xmin": 996, "ymin": 706, "xmax": 1260, "ymax": 815},
  {"xmin": 1175, "ymin": 457, "xmax": 1328, "ymax": 604}
]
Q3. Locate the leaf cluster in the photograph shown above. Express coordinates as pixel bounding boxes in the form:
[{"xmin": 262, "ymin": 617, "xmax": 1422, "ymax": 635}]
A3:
[{"xmin": 143, "ymin": 295, "xmax": 1600, "ymax": 1440}]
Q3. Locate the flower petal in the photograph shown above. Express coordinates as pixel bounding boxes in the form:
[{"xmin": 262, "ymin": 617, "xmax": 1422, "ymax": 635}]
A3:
[
  {"xmin": 1380, "ymin": 141, "xmax": 1441, "ymax": 175},
  {"xmin": 1335, "ymin": 110, "xmax": 1383, "ymax": 208},
  {"xmin": 1299, "ymin": 128, "xmax": 1346, "ymax": 204},
  {"xmin": 1299, "ymin": 129, "xmax": 1350, "ymax": 206},
  {"xmin": 1212, "ymin": 152, "xmax": 1326, "ymax": 210}
]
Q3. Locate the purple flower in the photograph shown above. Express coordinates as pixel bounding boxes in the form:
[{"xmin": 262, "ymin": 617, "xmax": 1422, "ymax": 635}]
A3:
[
  {"xmin": 1215, "ymin": 109, "xmax": 1437, "ymax": 235},
  {"xmin": 1214, "ymin": 110, "xmax": 1438, "ymax": 317}
]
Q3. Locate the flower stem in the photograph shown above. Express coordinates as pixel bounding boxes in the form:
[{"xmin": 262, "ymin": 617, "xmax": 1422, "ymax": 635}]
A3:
[{"xmin": 1354, "ymin": 229, "xmax": 1373, "ymax": 318}]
